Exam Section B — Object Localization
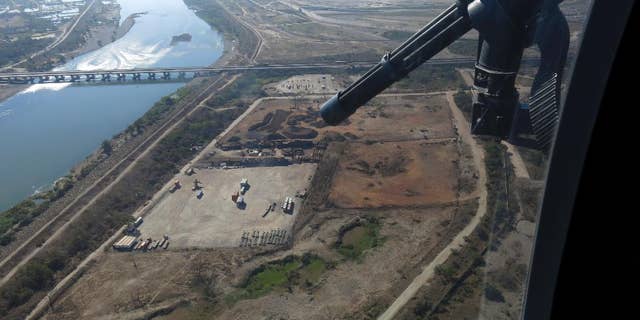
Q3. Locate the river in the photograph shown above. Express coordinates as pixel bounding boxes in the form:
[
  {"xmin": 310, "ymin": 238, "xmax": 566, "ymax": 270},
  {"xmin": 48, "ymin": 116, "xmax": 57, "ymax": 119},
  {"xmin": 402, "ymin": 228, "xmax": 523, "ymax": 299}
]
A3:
[{"xmin": 0, "ymin": 0, "xmax": 224, "ymax": 211}]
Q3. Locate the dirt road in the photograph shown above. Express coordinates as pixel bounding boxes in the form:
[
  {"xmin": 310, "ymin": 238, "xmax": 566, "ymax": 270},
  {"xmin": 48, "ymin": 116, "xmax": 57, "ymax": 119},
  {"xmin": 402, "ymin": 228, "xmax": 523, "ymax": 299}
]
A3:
[
  {"xmin": 501, "ymin": 141, "xmax": 530, "ymax": 179},
  {"xmin": 377, "ymin": 91, "xmax": 488, "ymax": 320}
]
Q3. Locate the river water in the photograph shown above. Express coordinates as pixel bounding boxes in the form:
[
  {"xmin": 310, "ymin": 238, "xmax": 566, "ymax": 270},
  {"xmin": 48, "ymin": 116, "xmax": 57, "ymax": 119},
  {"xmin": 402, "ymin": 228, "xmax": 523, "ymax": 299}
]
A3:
[{"xmin": 0, "ymin": 0, "xmax": 224, "ymax": 210}]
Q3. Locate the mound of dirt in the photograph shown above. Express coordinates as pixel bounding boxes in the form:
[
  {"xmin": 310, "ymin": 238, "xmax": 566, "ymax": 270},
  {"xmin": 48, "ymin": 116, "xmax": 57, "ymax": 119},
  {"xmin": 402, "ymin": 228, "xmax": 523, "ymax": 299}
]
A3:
[
  {"xmin": 282, "ymin": 126, "xmax": 318, "ymax": 139},
  {"xmin": 287, "ymin": 114, "xmax": 317, "ymax": 126},
  {"xmin": 249, "ymin": 110, "xmax": 291, "ymax": 133},
  {"xmin": 265, "ymin": 133, "xmax": 287, "ymax": 141}
]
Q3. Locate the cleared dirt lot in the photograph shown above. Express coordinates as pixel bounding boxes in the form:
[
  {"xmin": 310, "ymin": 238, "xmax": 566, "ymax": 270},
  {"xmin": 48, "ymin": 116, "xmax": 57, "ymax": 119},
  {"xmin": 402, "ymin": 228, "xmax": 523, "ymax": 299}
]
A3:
[
  {"xmin": 265, "ymin": 74, "xmax": 344, "ymax": 95},
  {"xmin": 138, "ymin": 164, "xmax": 316, "ymax": 248},
  {"xmin": 219, "ymin": 93, "xmax": 454, "ymax": 146},
  {"xmin": 329, "ymin": 140, "xmax": 459, "ymax": 208},
  {"xmin": 42, "ymin": 249, "xmax": 252, "ymax": 320}
]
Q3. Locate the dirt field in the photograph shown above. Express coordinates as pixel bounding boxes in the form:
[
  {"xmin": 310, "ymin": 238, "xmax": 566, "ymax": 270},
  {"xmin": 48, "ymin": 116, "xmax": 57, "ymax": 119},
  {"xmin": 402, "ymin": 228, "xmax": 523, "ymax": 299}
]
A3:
[
  {"xmin": 42, "ymin": 248, "xmax": 252, "ymax": 320},
  {"xmin": 43, "ymin": 204, "xmax": 474, "ymax": 320},
  {"xmin": 138, "ymin": 164, "xmax": 316, "ymax": 248},
  {"xmin": 210, "ymin": 207, "xmax": 460, "ymax": 319},
  {"xmin": 329, "ymin": 141, "xmax": 459, "ymax": 208},
  {"xmin": 218, "ymin": 0, "xmax": 459, "ymax": 64},
  {"xmin": 219, "ymin": 93, "xmax": 454, "ymax": 146}
]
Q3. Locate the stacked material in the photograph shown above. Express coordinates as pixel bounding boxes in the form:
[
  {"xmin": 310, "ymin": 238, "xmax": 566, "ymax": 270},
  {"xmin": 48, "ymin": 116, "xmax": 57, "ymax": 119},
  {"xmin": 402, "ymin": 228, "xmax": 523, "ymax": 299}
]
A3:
[
  {"xmin": 113, "ymin": 235, "xmax": 137, "ymax": 250},
  {"xmin": 282, "ymin": 197, "xmax": 294, "ymax": 213}
]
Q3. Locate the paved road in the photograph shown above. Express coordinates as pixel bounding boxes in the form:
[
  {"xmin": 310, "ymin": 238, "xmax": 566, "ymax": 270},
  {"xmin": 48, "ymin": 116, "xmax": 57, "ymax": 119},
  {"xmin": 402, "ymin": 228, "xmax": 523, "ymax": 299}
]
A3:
[{"xmin": 377, "ymin": 91, "xmax": 488, "ymax": 320}]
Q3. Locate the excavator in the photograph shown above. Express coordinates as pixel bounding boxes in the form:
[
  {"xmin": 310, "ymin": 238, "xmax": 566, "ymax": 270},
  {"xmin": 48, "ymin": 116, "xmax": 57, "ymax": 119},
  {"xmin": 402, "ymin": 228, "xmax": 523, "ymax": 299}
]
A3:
[{"xmin": 320, "ymin": 0, "xmax": 569, "ymax": 150}]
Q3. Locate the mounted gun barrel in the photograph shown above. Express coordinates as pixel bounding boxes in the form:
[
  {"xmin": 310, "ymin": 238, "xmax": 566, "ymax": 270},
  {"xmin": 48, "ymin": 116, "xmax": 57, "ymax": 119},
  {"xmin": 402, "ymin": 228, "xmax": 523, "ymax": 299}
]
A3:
[{"xmin": 320, "ymin": 2, "xmax": 472, "ymax": 125}]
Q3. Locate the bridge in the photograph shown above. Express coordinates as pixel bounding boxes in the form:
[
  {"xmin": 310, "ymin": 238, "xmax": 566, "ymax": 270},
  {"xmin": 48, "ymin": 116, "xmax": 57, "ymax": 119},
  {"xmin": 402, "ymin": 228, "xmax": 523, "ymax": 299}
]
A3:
[{"xmin": 0, "ymin": 58, "xmax": 539, "ymax": 85}]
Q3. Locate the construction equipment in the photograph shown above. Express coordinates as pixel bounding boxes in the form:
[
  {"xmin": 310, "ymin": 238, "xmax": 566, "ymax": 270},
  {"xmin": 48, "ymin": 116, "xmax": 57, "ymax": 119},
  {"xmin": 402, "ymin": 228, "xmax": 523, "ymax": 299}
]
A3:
[
  {"xmin": 169, "ymin": 180, "xmax": 181, "ymax": 193},
  {"xmin": 236, "ymin": 196, "xmax": 245, "ymax": 209},
  {"xmin": 192, "ymin": 179, "xmax": 202, "ymax": 191},
  {"xmin": 263, "ymin": 204, "xmax": 272, "ymax": 217}
]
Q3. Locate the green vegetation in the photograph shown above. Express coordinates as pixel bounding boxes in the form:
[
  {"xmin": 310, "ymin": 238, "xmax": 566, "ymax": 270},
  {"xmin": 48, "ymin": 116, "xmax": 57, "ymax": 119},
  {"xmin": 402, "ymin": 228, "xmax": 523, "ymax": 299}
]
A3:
[
  {"xmin": 207, "ymin": 73, "xmax": 266, "ymax": 107},
  {"xmin": 0, "ymin": 176, "xmax": 75, "ymax": 244},
  {"xmin": 126, "ymin": 86, "xmax": 194, "ymax": 137},
  {"xmin": 0, "ymin": 12, "xmax": 52, "ymax": 67},
  {"xmin": 101, "ymin": 140, "xmax": 113, "ymax": 156},
  {"xmin": 227, "ymin": 254, "xmax": 328, "ymax": 303},
  {"xmin": 335, "ymin": 218, "xmax": 383, "ymax": 260},
  {"xmin": 0, "ymin": 37, "xmax": 49, "ymax": 67},
  {"xmin": 484, "ymin": 283, "xmax": 505, "ymax": 302}
]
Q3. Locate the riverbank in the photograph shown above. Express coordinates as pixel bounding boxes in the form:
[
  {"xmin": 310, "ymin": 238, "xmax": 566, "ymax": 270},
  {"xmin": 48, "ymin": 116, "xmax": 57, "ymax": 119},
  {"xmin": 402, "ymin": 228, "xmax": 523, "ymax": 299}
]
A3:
[{"xmin": 61, "ymin": 13, "xmax": 140, "ymax": 63}]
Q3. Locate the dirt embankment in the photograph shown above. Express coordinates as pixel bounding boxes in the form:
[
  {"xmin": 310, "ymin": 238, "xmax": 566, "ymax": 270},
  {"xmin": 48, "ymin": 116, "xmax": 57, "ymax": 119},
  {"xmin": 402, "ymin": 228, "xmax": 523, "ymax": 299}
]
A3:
[
  {"xmin": 62, "ymin": 7, "xmax": 139, "ymax": 60},
  {"xmin": 0, "ymin": 84, "xmax": 27, "ymax": 104}
]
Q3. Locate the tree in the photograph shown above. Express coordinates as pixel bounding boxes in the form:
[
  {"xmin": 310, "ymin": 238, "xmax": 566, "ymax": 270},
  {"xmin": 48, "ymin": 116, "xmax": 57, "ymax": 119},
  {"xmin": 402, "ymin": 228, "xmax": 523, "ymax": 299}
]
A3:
[
  {"xmin": 101, "ymin": 140, "xmax": 113, "ymax": 156},
  {"xmin": 485, "ymin": 283, "xmax": 506, "ymax": 302}
]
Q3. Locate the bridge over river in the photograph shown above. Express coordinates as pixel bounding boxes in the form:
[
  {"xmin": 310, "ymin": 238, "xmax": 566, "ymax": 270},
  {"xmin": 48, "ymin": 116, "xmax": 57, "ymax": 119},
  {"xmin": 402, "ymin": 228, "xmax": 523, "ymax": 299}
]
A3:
[
  {"xmin": 0, "ymin": 58, "xmax": 540, "ymax": 85},
  {"xmin": 0, "ymin": 59, "xmax": 457, "ymax": 85}
]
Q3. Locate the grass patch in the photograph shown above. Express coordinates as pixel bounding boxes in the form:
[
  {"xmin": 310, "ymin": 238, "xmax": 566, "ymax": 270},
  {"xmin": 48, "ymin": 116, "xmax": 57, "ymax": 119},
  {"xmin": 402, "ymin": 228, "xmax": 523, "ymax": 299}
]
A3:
[
  {"xmin": 335, "ymin": 218, "xmax": 383, "ymax": 260},
  {"xmin": 226, "ymin": 254, "xmax": 328, "ymax": 303}
]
